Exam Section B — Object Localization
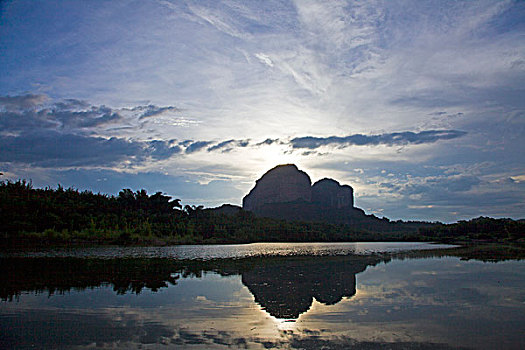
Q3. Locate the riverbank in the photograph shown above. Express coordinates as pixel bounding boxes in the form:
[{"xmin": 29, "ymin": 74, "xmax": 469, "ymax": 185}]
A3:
[
  {"xmin": 1, "ymin": 229, "xmax": 428, "ymax": 248},
  {"xmin": 2, "ymin": 235, "xmax": 524, "ymax": 263}
]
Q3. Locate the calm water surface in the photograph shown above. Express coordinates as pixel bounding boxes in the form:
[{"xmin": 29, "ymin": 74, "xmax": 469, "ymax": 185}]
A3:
[{"xmin": 1, "ymin": 242, "xmax": 524, "ymax": 349}]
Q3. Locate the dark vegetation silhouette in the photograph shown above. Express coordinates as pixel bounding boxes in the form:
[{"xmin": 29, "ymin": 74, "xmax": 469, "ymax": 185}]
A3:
[
  {"xmin": 0, "ymin": 179, "xmax": 420, "ymax": 244},
  {"xmin": 418, "ymin": 216, "xmax": 524, "ymax": 242},
  {"xmin": 0, "ymin": 179, "xmax": 523, "ymax": 245}
]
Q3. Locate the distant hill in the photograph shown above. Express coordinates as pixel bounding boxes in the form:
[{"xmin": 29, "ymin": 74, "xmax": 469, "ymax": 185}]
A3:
[{"xmin": 204, "ymin": 204, "xmax": 242, "ymax": 216}]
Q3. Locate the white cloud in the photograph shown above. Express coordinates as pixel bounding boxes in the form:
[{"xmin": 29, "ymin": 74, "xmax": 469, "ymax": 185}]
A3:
[{"xmin": 254, "ymin": 53, "xmax": 274, "ymax": 67}]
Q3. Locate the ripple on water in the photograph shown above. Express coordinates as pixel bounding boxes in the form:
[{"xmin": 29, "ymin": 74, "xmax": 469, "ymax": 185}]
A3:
[{"xmin": 0, "ymin": 242, "xmax": 456, "ymax": 260}]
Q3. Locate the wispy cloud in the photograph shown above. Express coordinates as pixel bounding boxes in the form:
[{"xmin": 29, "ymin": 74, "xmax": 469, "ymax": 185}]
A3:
[
  {"xmin": 131, "ymin": 105, "xmax": 180, "ymax": 120},
  {"xmin": 254, "ymin": 53, "xmax": 274, "ymax": 67}
]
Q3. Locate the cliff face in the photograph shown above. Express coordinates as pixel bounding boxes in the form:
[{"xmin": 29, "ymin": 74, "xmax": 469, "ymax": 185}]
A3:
[
  {"xmin": 242, "ymin": 164, "xmax": 356, "ymax": 221},
  {"xmin": 243, "ymin": 164, "xmax": 312, "ymax": 212},
  {"xmin": 312, "ymin": 178, "xmax": 354, "ymax": 209}
]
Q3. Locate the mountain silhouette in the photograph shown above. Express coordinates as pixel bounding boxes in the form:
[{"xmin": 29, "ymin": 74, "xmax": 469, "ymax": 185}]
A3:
[{"xmin": 242, "ymin": 164, "xmax": 374, "ymax": 225}]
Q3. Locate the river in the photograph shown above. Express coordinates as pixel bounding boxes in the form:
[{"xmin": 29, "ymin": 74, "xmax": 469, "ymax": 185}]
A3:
[{"xmin": 1, "ymin": 242, "xmax": 524, "ymax": 349}]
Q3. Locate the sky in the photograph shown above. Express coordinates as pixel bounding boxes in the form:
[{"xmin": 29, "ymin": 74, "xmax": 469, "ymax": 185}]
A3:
[{"xmin": 1, "ymin": 0, "xmax": 524, "ymax": 222}]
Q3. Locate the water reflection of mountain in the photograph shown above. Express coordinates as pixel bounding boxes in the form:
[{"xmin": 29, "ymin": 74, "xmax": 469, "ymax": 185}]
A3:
[
  {"xmin": 241, "ymin": 255, "xmax": 385, "ymax": 319},
  {"xmin": 1, "ymin": 255, "xmax": 387, "ymax": 319}
]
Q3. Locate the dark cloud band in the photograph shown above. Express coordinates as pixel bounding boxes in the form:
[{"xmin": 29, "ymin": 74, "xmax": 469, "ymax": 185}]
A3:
[
  {"xmin": 0, "ymin": 95, "xmax": 186, "ymax": 167},
  {"xmin": 0, "ymin": 94, "xmax": 469, "ymax": 168},
  {"xmin": 185, "ymin": 141, "xmax": 213, "ymax": 154},
  {"xmin": 0, "ymin": 132, "xmax": 181, "ymax": 167},
  {"xmin": 290, "ymin": 130, "xmax": 467, "ymax": 149},
  {"xmin": 207, "ymin": 139, "xmax": 249, "ymax": 152},
  {"xmin": 0, "ymin": 94, "xmax": 47, "ymax": 111}
]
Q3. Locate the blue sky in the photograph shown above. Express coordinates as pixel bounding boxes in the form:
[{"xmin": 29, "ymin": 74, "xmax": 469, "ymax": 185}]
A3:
[{"xmin": 1, "ymin": 0, "xmax": 524, "ymax": 222}]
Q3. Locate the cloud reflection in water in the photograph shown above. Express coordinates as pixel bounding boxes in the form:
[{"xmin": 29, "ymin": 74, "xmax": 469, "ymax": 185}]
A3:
[{"xmin": 1, "ymin": 252, "xmax": 524, "ymax": 349}]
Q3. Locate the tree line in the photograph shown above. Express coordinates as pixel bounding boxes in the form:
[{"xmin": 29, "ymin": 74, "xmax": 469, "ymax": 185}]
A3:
[
  {"xmin": 418, "ymin": 216, "xmax": 524, "ymax": 242},
  {"xmin": 1, "ymin": 179, "xmax": 522, "ymax": 245},
  {"xmin": 0, "ymin": 179, "xmax": 419, "ymax": 244}
]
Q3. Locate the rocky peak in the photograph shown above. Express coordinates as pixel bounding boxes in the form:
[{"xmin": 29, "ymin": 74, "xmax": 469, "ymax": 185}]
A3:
[
  {"xmin": 243, "ymin": 164, "xmax": 355, "ymax": 215},
  {"xmin": 312, "ymin": 178, "xmax": 354, "ymax": 208},
  {"xmin": 243, "ymin": 164, "xmax": 312, "ymax": 212}
]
